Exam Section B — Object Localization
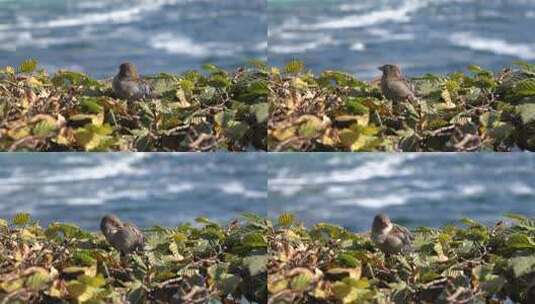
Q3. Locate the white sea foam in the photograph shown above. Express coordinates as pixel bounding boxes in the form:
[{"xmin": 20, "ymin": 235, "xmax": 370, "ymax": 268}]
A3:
[
  {"xmin": 166, "ymin": 183, "xmax": 195, "ymax": 193},
  {"xmin": 310, "ymin": 0, "xmax": 426, "ymax": 30},
  {"xmin": 65, "ymin": 188, "xmax": 149, "ymax": 206},
  {"xmin": 150, "ymin": 32, "xmax": 246, "ymax": 57},
  {"xmin": 66, "ymin": 197, "xmax": 105, "ymax": 206},
  {"xmin": 350, "ymin": 42, "xmax": 366, "ymax": 51},
  {"xmin": 291, "ymin": 155, "xmax": 415, "ymax": 186},
  {"xmin": 0, "ymin": 184, "xmax": 24, "ymax": 195},
  {"xmin": 220, "ymin": 181, "xmax": 267, "ymax": 199},
  {"xmin": 336, "ymin": 194, "xmax": 408, "ymax": 208},
  {"xmin": 32, "ymin": 0, "xmax": 180, "ymax": 29},
  {"xmin": 44, "ymin": 154, "xmax": 148, "ymax": 183},
  {"xmin": 459, "ymin": 184, "xmax": 485, "ymax": 197},
  {"xmin": 269, "ymin": 35, "xmax": 336, "ymax": 54},
  {"xmin": 449, "ymin": 32, "xmax": 535, "ymax": 60},
  {"xmin": 272, "ymin": 185, "xmax": 303, "ymax": 197},
  {"xmin": 509, "ymin": 183, "xmax": 534, "ymax": 196},
  {"xmin": 270, "ymin": 155, "xmax": 421, "ymax": 197},
  {"xmin": 0, "ymin": 26, "xmax": 130, "ymax": 50},
  {"xmin": 61, "ymin": 155, "xmax": 98, "ymax": 165},
  {"xmin": 326, "ymin": 186, "xmax": 349, "ymax": 196},
  {"xmin": 338, "ymin": 3, "xmax": 373, "ymax": 12}
]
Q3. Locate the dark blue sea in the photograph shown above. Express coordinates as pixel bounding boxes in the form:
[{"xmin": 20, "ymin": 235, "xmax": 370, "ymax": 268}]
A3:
[
  {"xmin": 0, "ymin": 153, "xmax": 267, "ymax": 231},
  {"xmin": 0, "ymin": 0, "xmax": 266, "ymax": 79},
  {"xmin": 269, "ymin": 0, "xmax": 535, "ymax": 79},
  {"xmin": 269, "ymin": 153, "xmax": 535, "ymax": 232}
]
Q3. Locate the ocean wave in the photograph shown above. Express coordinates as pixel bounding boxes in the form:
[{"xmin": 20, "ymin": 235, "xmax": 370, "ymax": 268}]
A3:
[
  {"xmin": 336, "ymin": 194, "xmax": 409, "ymax": 208},
  {"xmin": 44, "ymin": 154, "xmax": 148, "ymax": 183},
  {"xmin": 150, "ymin": 32, "xmax": 251, "ymax": 57},
  {"xmin": 28, "ymin": 0, "xmax": 180, "ymax": 29},
  {"xmin": 0, "ymin": 184, "xmax": 24, "ymax": 195},
  {"xmin": 449, "ymin": 32, "xmax": 535, "ymax": 60},
  {"xmin": 458, "ymin": 184, "xmax": 485, "ymax": 197},
  {"xmin": 0, "ymin": 25, "xmax": 146, "ymax": 51},
  {"xmin": 219, "ymin": 181, "xmax": 267, "ymax": 199},
  {"xmin": 338, "ymin": 3, "xmax": 374, "ymax": 12},
  {"xmin": 270, "ymin": 154, "xmax": 419, "ymax": 188},
  {"xmin": 309, "ymin": 0, "xmax": 426, "ymax": 30},
  {"xmin": 166, "ymin": 183, "xmax": 196, "ymax": 193},
  {"xmin": 269, "ymin": 35, "xmax": 336, "ymax": 54},
  {"xmin": 350, "ymin": 42, "xmax": 366, "ymax": 51},
  {"xmin": 65, "ymin": 188, "xmax": 149, "ymax": 206},
  {"xmin": 271, "ymin": 184, "xmax": 303, "ymax": 197},
  {"xmin": 3, "ymin": 31, "xmax": 90, "ymax": 49},
  {"xmin": 366, "ymin": 28, "xmax": 415, "ymax": 41},
  {"xmin": 509, "ymin": 183, "xmax": 534, "ymax": 196}
]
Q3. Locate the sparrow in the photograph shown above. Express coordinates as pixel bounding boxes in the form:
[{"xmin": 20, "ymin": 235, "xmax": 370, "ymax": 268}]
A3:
[
  {"xmin": 100, "ymin": 214, "xmax": 144, "ymax": 256},
  {"xmin": 378, "ymin": 64, "xmax": 416, "ymax": 103},
  {"xmin": 371, "ymin": 213, "xmax": 413, "ymax": 255},
  {"xmin": 112, "ymin": 62, "xmax": 153, "ymax": 101}
]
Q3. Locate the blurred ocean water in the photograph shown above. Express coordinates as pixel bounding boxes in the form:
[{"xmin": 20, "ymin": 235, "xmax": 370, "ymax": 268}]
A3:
[
  {"xmin": 0, "ymin": 153, "xmax": 267, "ymax": 230},
  {"xmin": 4, "ymin": 0, "xmax": 532, "ymax": 79},
  {"xmin": 0, "ymin": 0, "xmax": 267, "ymax": 78},
  {"xmin": 269, "ymin": 153, "xmax": 535, "ymax": 231},
  {"xmin": 269, "ymin": 0, "xmax": 535, "ymax": 79}
]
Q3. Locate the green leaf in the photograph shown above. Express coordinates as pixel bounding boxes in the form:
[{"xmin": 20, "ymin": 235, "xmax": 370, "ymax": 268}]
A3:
[
  {"xmin": 284, "ymin": 59, "xmax": 305, "ymax": 74},
  {"xmin": 277, "ymin": 213, "xmax": 295, "ymax": 227},
  {"xmin": 290, "ymin": 273, "xmax": 312, "ymax": 291},
  {"xmin": 80, "ymin": 97, "xmax": 104, "ymax": 114},
  {"xmin": 345, "ymin": 98, "xmax": 369, "ymax": 115},
  {"xmin": 510, "ymin": 255, "xmax": 535, "ymax": 278},
  {"xmin": 25, "ymin": 271, "xmax": 50, "ymax": 290},
  {"xmin": 33, "ymin": 120, "xmax": 57, "ymax": 138},
  {"xmin": 202, "ymin": 63, "xmax": 222, "ymax": 73},
  {"xmin": 514, "ymin": 78, "xmax": 535, "ymax": 96},
  {"xmin": 74, "ymin": 124, "xmax": 114, "ymax": 151},
  {"xmin": 18, "ymin": 59, "xmax": 38, "ymax": 73},
  {"xmin": 513, "ymin": 60, "xmax": 535, "ymax": 74},
  {"xmin": 195, "ymin": 216, "xmax": 218, "ymax": 225},
  {"xmin": 12, "ymin": 213, "xmax": 31, "ymax": 226},
  {"xmin": 516, "ymin": 103, "xmax": 535, "ymax": 125},
  {"xmin": 507, "ymin": 233, "xmax": 535, "ymax": 250},
  {"xmin": 336, "ymin": 253, "xmax": 360, "ymax": 268},
  {"xmin": 243, "ymin": 232, "xmax": 267, "ymax": 248}
]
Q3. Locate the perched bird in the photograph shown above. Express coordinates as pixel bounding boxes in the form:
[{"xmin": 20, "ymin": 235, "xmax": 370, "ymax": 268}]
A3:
[
  {"xmin": 112, "ymin": 62, "xmax": 153, "ymax": 101},
  {"xmin": 100, "ymin": 214, "xmax": 144, "ymax": 256},
  {"xmin": 378, "ymin": 64, "xmax": 416, "ymax": 103},
  {"xmin": 371, "ymin": 213, "xmax": 413, "ymax": 255}
]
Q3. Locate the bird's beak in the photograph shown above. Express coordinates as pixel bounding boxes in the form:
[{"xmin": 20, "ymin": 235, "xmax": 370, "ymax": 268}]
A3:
[{"xmin": 378, "ymin": 66, "xmax": 384, "ymax": 72}]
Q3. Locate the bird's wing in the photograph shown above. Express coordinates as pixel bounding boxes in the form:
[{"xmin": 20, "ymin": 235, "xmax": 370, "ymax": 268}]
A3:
[
  {"xmin": 138, "ymin": 80, "xmax": 153, "ymax": 98},
  {"xmin": 124, "ymin": 223, "xmax": 144, "ymax": 246},
  {"xmin": 392, "ymin": 224, "xmax": 413, "ymax": 244},
  {"xmin": 388, "ymin": 80, "xmax": 415, "ymax": 99},
  {"xmin": 402, "ymin": 77, "xmax": 417, "ymax": 95}
]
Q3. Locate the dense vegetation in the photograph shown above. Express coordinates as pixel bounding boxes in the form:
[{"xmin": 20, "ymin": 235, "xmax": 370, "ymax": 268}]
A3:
[
  {"xmin": 4, "ymin": 59, "xmax": 535, "ymax": 152},
  {"xmin": 269, "ymin": 60, "xmax": 535, "ymax": 151},
  {"xmin": 0, "ymin": 213, "xmax": 267, "ymax": 303},
  {"xmin": 0, "ymin": 59, "xmax": 268, "ymax": 151},
  {"xmin": 269, "ymin": 213, "xmax": 535, "ymax": 304}
]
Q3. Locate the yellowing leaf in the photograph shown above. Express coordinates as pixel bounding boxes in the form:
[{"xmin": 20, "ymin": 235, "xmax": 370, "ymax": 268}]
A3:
[{"xmin": 0, "ymin": 279, "xmax": 24, "ymax": 293}]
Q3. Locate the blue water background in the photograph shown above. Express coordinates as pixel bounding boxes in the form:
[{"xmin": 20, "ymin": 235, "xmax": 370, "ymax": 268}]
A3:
[
  {"xmin": 0, "ymin": 153, "xmax": 267, "ymax": 230},
  {"xmin": 269, "ymin": 0, "xmax": 535, "ymax": 79},
  {"xmin": 0, "ymin": 0, "xmax": 266, "ymax": 78},
  {"xmin": 269, "ymin": 153, "xmax": 535, "ymax": 231}
]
